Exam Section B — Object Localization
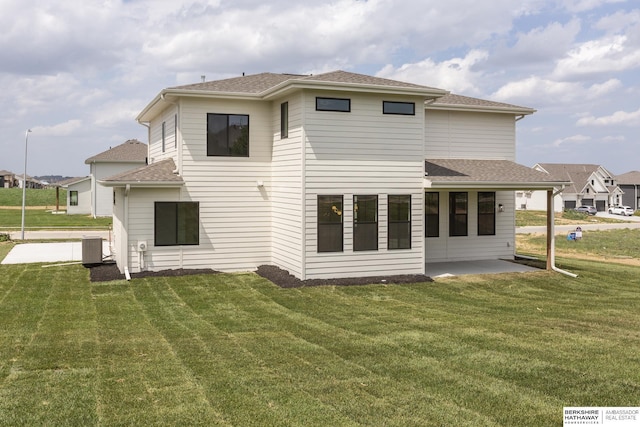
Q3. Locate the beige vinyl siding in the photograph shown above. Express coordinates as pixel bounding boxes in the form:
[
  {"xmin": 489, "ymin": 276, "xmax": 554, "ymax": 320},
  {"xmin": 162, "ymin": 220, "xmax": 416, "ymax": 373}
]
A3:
[
  {"xmin": 303, "ymin": 91, "xmax": 425, "ymax": 279},
  {"xmin": 148, "ymin": 105, "xmax": 178, "ymax": 162},
  {"xmin": 271, "ymin": 94, "xmax": 304, "ymax": 277},
  {"xmin": 425, "ymin": 191, "xmax": 515, "ymax": 264},
  {"xmin": 425, "ymin": 110, "xmax": 516, "ymax": 161},
  {"xmin": 157, "ymin": 98, "xmax": 272, "ymax": 273}
]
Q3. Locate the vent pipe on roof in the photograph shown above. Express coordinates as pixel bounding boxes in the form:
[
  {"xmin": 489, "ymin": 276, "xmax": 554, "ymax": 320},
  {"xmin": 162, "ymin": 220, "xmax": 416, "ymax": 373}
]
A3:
[{"xmin": 201, "ymin": 75, "xmax": 205, "ymax": 83}]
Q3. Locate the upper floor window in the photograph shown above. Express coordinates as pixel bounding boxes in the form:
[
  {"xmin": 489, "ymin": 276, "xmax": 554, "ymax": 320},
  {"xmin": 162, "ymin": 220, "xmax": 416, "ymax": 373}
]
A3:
[
  {"xmin": 354, "ymin": 195, "xmax": 378, "ymax": 251},
  {"xmin": 174, "ymin": 114, "xmax": 178, "ymax": 149},
  {"xmin": 207, "ymin": 113, "xmax": 249, "ymax": 157},
  {"xmin": 383, "ymin": 101, "xmax": 415, "ymax": 115},
  {"xmin": 316, "ymin": 97, "xmax": 350, "ymax": 112},
  {"xmin": 281, "ymin": 102, "xmax": 288, "ymax": 139},
  {"xmin": 161, "ymin": 121, "xmax": 166, "ymax": 153}
]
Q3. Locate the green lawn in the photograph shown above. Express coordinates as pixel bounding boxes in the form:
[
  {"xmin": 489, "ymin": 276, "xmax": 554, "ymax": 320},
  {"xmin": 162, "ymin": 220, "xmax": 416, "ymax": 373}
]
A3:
[
  {"xmin": 0, "ymin": 257, "xmax": 638, "ymax": 426},
  {"xmin": 515, "ymin": 209, "xmax": 632, "ymax": 226},
  {"xmin": 0, "ymin": 208, "xmax": 111, "ymax": 230},
  {"xmin": 0, "ymin": 187, "xmax": 66, "ymax": 207}
]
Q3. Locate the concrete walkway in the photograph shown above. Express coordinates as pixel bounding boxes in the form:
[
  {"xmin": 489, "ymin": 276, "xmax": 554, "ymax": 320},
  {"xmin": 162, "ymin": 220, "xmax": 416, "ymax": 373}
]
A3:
[
  {"xmin": 2, "ymin": 241, "xmax": 112, "ymax": 265},
  {"xmin": 7, "ymin": 230, "xmax": 111, "ymax": 240},
  {"xmin": 426, "ymin": 259, "xmax": 541, "ymax": 278}
]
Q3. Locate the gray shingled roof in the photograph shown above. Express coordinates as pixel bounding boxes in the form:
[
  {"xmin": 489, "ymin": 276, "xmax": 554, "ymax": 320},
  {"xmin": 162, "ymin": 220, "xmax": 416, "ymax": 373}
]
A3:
[
  {"xmin": 431, "ymin": 93, "xmax": 534, "ymax": 112},
  {"xmin": 57, "ymin": 176, "xmax": 90, "ymax": 187},
  {"xmin": 85, "ymin": 139, "xmax": 148, "ymax": 164},
  {"xmin": 535, "ymin": 163, "xmax": 604, "ymax": 194},
  {"xmin": 172, "ymin": 70, "xmax": 441, "ymax": 94},
  {"xmin": 616, "ymin": 170, "xmax": 640, "ymax": 185},
  {"xmin": 100, "ymin": 158, "xmax": 183, "ymax": 186},
  {"xmin": 425, "ymin": 159, "xmax": 571, "ymax": 188}
]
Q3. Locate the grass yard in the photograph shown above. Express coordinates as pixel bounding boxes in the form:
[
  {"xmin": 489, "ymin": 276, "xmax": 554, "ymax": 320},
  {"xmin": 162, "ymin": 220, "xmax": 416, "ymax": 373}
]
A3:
[
  {"xmin": 515, "ymin": 209, "xmax": 632, "ymax": 226},
  {"xmin": 0, "ymin": 208, "xmax": 111, "ymax": 230},
  {"xmin": 0, "ymin": 187, "xmax": 66, "ymax": 208},
  {"xmin": 0, "ymin": 257, "xmax": 638, "ymax": 426}
]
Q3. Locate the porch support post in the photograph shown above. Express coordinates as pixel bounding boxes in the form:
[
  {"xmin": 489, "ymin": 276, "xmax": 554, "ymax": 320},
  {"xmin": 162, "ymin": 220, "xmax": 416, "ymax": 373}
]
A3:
[{"xmin": 546, "ymin": 189, "xmax": 554, "ymax": 270}]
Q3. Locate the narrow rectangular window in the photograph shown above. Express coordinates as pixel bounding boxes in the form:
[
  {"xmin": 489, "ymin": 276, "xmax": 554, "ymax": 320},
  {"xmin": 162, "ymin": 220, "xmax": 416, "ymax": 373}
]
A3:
[
  {"xmin": 425, "ymin": 192, "xmax": 439, "ymax": 237},
  {"xmin": 449, "ymin": 192, "xmax": 468, "ymax": 236},
  {"xmin": 383, "ymin": 101, "xmax": 415, "ymax": 115},
  {"xmin": 318, "ymin": 195, "xmax": 343, "ymax": 252},
  {"xmin": 70, "ymin": 191, "xmax": 78, "ymax": 206},
  {"xmin": 161, "ymin": 121, "xmax": 166, "ymax": 153},
  {"xmin": 354, "ymin": 195, "xmax": 378, "ymax": 251},
  {"xmin": 174, "ymin": 114, "xmax": 178, "ymax": 149},
  {"xmin": 154, "ymin": 202, "xmax": 199, "ymax": 246},
  {"xmin": 388, "ymin": 195, "xmax": 411, "ymax": 249},
  {"xmin": 280, "ymin": 102, "xmax": 288, "ymax": 139},
  {"xmin": 478, "ymin": 192, "xmax": 496, "ymax": 236},
  {"xmin": 207, "ymin": 113, "xmax": 249, "ymax": 157},
  {"xmin": 316, "ymin": 97, "xmax": 351, "ymax": 112}
]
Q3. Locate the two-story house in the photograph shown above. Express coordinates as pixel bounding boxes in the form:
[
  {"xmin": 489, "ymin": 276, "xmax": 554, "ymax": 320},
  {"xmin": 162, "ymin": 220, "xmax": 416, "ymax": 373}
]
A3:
[
  {"xmin": 84, "ymin": 139, "xmax": 148, "ymax": 217},
  {"xmin": 523, "ymin": 163, "xmax": 623, "ymax": 212},
  {"xmin": 101, "ymin": 71, "xmax": 568, "ymax": 279}
]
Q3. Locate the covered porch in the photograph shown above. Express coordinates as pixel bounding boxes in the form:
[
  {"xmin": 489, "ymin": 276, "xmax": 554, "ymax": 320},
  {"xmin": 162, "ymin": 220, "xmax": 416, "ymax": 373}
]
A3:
[{"xmin": 424, "ymin": 159, "xmax": 573, "ymax": 273}]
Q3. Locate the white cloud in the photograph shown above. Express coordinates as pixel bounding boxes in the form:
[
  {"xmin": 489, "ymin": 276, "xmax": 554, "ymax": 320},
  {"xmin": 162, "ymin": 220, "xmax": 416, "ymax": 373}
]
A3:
[
  {"xmin": 577, "ymin": 108, "xmax": 640, "ymax": 126},
  {"xmin": 552, "ymin": 35, "xmax": 640, "ymax": 79},
  {"xmin": 552, "ymin": 134, "xmax": 591, "ymax": 147},
  {"xmin": 376, "ymin": 50, "xmax": 489, "ymax": 95},
  {"xmin": 602, "ymin": 135, "xmax": 626, "ymax": 141},
  {"xmin": 31, "ymin": 119, "xmax": 83, "ymax": 136},
  {"xmin": 561, "ymin": 0, "xmax": 626, "ymax": 13}
]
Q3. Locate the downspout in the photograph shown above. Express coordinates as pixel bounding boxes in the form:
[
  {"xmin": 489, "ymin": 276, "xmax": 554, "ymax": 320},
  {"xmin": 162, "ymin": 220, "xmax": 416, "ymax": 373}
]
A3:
[
  {"xmin": 548, "ymin": 185, "xmax": 577, "ymax": 277},
  {"xmin": 515, "ymin": 115, "xmax": 526, "ymax": 122},
  {"xmin": 123, "ymin": 184, "xmax": 131, "ymax": 281}
]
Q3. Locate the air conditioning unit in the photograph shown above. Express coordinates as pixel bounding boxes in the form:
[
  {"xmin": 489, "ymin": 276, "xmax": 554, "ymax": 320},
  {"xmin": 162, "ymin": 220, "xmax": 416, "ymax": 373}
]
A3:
[
  {"xmin": 82, "ymin": 236, "xmax": 103, "ymax": 265},
  {"xmin": 137, "ymin": 241, "xmax": 148, "ymax": 252}
]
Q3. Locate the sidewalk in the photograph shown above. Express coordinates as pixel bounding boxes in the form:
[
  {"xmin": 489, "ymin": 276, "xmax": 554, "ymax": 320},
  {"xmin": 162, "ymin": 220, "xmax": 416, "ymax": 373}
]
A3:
[
  {"xmin": 517, "ymin": 222, "xmax": 640, "ymax": 234},
  {"xmin": 7, "ymin": 230, "xmax": 111, "ymax": 240}
]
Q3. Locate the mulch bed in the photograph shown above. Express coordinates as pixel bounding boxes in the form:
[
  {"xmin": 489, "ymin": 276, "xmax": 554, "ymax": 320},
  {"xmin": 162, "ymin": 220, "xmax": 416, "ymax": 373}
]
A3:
[
  {"xmin": 88, "ymin": 262, "xmax": 433, "ymax": 287},
  {"xmin": 256, "ymin": 265, "xmax": 433, "ymax": 288},
  {"xmin": 89, "ymin": 262, "xmax": 219, "ymax": 282}
]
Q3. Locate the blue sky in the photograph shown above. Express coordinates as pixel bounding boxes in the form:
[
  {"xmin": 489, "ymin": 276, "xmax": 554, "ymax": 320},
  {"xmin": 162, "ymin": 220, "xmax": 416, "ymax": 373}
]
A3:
[{"xmin": 1, "ymin": 0, "xmax": 638, "ymax": 177}]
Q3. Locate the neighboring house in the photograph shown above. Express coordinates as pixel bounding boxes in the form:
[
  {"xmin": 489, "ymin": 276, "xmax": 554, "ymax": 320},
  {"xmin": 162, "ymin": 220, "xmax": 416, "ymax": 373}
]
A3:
[
  {"xmin": 58, "ymin": 176, "xmax": 92, "ymax": 214},
  {"xmin": 15, "ymin": 174, "xmax": 45, "ymax": 189},
  {"xmin": 0, "ymin": 170, "xmax": 16, "ymax": 188},
  {"xmin": 616, "ymin": 171, "xmax": 640, "ymax": 211},
  {"xmin": 100, "ymin": 71, "xmax": 569, "ymax": 279},
  {"xmin": 84, "ymin": 140, "xmax": 148, "ymax": 217},
  {"xmin": 528, "ymin": 163, "xmax": 622, "ymax": 211}
]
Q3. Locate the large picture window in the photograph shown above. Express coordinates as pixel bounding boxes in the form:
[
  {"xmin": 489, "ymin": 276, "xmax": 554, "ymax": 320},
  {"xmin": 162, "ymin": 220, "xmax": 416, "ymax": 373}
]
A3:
[
  {"xmin": 316, "ymin": 97, "xmax": 351, "ymax": 112},
  {"xmin": 318, "ymin": 196, "xmax": 343, "ymax": 252},
  {"xmin": 70, "ymin": 191, "xmax": 78, "ymax": 206},
  {"xmin": 207, "ymin": 113, "xmax": 249, "ymax": 157},
  {"xmin": 478, "ymin": 192, "xmax": 496, "ymax": 236},
  {"xmin": 425, "ymin": 192, "xmax": 439, "ymax": 237},
  {"xmin": 449, "ymin": 192, "xmax": 468, "ymax": 236},
  {"xmin": 388, "ymin": 195, "xmax": 411, "ymax": 249},
  {"xmin": 154, "ymin": 202, "xmax": 199, "ymax": 246},
  {"xmin": 354, "ymin": 195, "xmax": 378, "ymax": 251}
]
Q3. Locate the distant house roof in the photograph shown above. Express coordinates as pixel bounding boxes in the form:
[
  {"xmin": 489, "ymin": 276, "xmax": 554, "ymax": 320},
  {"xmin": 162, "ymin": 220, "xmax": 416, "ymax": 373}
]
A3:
[
  {"xmin": 616, "ymin": 171, "xmax": 640, "ymax": 185},
  {"xmin": 85, "ymin": 139, "xmax": 148, "ymax": 164},
  {"xmin": 99, "ymin": 158, "xmax": 183, "ymax": 187},
  {"xmin": 425, "ymin": 159, "xmax": 571, "ymax": 189},
  {"xmin": 0, "ymin": 170, "xmax": 14, "ymax": 176},
  {"xmin": 58, "ymin": 176, "xmax": 91, "ymax": 187},
  {"xmin": 534, "ymin": 163, "xmax": 614, "ymax": 194}
]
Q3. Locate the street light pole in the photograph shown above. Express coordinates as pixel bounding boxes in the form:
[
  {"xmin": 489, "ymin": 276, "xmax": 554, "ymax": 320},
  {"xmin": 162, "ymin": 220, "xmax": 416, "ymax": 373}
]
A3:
[{"xmin": 20, "ymin": 129, "xmax": 32, "ymax": 240}]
